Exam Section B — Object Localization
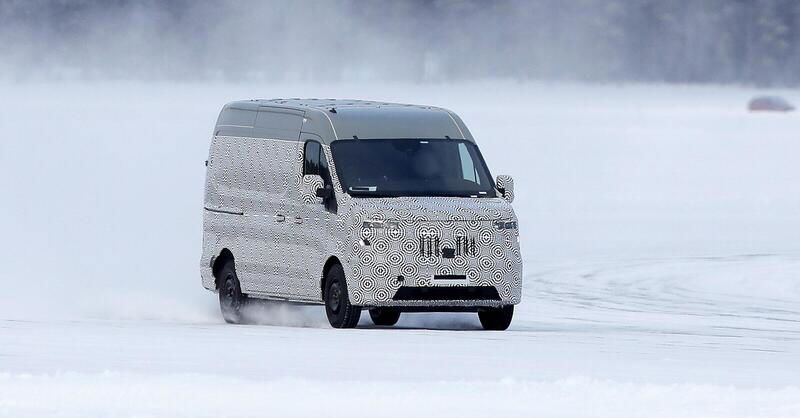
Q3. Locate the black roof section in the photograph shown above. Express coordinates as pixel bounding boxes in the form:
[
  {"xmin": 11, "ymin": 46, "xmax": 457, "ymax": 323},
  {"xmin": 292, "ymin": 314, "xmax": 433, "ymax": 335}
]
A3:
[{"xmin": 214, "ymin": 98, "xmax": 474, "ymax": 144}]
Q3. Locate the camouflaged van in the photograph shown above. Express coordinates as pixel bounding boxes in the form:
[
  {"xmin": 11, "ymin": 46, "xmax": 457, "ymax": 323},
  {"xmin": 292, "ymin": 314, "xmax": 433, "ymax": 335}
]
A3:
[{"xmin": 201, "ymin": 99, "xmax": 521, "ymax": 329}]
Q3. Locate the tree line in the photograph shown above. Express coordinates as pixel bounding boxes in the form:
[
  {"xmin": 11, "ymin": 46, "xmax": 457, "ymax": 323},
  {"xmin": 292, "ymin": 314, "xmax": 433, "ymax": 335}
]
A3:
[{"xmin": 2, "ymin": 0, "xmax": 798, "ymax": 86}]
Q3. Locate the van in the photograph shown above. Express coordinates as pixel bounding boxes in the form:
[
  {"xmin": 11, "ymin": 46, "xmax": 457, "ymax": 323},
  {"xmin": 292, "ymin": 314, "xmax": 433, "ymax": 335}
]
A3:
[{"xmin": 201, "ymin": 99, "xmax": 522, "ymax": 330}]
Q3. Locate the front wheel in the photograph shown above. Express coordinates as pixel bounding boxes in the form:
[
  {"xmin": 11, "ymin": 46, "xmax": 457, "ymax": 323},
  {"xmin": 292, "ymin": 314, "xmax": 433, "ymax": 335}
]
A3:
[
  {"xmin": 369, "ymin": 308, "xmax": 401, "ymax": 326},
  {"xmin": 324, "ymin": 264, "xmax": 361, "ymax": 328},
  {"xmin": 478, "ymin": 305, "xmax": 514, "ymax": 330}
]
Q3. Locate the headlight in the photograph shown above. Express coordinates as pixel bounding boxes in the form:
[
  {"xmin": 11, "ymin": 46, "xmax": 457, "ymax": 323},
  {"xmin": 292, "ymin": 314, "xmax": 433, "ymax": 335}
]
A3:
[
  {"xmin": 494, "ymin": 220, "xmax": 518, "ymax": 230},
  {"xmin": 362, "ymin": 220, "xmax": 400, "ymax": 229}
]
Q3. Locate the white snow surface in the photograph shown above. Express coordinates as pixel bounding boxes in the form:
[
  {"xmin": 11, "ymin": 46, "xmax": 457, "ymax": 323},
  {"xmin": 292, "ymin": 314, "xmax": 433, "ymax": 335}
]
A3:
[{"xmin": 1, "ymin": 82, "xmax": 799, "ymax": 417}]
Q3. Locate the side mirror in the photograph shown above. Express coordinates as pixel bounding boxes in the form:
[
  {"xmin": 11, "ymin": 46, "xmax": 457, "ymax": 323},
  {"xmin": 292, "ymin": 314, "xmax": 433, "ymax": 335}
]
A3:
[
  {"xmin": 316, "ymin": 184, "xmax": 333, "ymax": 199},
  {"xmin": 495, "ymin": 175, "xmax": 514, "ymax": 203},
  {"xmin": 301, "ymin": 174, "xmax": 325, "ymax": 204}
]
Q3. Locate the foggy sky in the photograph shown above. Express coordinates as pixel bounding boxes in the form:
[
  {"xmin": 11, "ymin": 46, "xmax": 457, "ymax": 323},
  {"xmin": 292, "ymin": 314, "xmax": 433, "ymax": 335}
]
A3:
[{"xmin": 2, "ymin": 0, "xmax": 800, "ymax": 85}]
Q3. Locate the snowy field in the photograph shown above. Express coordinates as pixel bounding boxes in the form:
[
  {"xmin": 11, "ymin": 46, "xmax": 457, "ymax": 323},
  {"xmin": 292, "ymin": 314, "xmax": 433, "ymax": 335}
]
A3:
[{"xmin": 1, "ymin": 81, "xmax": 799, "ymax": 417}]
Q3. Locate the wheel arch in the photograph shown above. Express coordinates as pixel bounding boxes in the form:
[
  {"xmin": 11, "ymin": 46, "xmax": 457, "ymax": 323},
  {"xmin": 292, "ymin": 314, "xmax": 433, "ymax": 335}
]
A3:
[
  {"xmin": 321, "ymin": 256, "xmax": 342, "ymax": 300},
  {"xmin": 212, "ymin": 248, "xmax": 235, "ymax": 289}
]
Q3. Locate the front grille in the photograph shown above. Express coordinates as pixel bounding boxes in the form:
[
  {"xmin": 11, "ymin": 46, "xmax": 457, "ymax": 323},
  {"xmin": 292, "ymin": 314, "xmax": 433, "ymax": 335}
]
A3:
[
  {"xmin": 393, "ymin": 286, "xmax": 501, "ymax": 301},
  {"xmin": 455, "ymin": 236, "xmax": 477, "ymax": 256},
  {"xmin": 419, "ymin": 235, "xmax": 440, "ymax": 257},
  {"xmin": 419, "ymin": 235, "xmax": 476, "ymax": 257}
]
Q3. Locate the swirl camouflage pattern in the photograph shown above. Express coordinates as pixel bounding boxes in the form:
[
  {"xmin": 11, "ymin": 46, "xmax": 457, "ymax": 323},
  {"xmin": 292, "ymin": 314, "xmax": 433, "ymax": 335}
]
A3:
[{"xmin": 200, "ymin": 99, "xmax": 522, "ymax": 328}]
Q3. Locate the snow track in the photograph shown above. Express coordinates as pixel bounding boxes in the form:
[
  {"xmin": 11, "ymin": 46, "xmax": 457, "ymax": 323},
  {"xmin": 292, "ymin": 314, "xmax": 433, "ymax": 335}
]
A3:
[
  {"xmin": 2, "ymin": 256, "xmax": 799, "ymax": 417},
  {"xmin": 527, "ymin": 255, "xmax": 800, "ymax": 352}
]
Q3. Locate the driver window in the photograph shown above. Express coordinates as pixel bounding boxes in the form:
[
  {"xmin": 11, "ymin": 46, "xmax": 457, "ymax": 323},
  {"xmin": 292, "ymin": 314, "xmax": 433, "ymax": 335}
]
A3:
[
  {"xmin": 304, "ymin": 140, "xmax": 332, "ymax": 186},
  {"xmin": 303, "ymin": 140, "xmax": 336, "ymax": 213},
  {"xmin": 319, "ymin": 148, "xmax": 331, "ymax": 185}
]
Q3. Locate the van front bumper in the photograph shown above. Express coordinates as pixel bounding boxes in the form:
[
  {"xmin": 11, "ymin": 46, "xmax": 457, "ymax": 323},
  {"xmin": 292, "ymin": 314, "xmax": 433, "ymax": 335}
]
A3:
[{"xmin": 347, "ymin": 261, "xmax": 523, "ymax": 308}]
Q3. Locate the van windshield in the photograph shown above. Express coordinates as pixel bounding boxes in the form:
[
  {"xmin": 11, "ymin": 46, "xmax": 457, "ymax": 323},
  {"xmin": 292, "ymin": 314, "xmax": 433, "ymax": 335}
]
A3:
[{"xmin": 330, "ymin": 139, "xmax": 495, "ymax": 198}]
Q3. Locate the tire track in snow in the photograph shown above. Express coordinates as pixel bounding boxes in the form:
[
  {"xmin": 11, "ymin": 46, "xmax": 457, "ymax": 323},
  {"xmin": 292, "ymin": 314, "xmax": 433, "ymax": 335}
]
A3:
[{"xmin": 518, "ymin": 254, "xmax": 800, "ymax": 353}]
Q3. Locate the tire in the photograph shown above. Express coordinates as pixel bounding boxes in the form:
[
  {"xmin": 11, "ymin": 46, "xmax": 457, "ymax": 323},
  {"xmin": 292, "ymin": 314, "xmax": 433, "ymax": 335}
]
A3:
[
  {"xmin": 369, "ymin": 308, "xmax": 401, "ymax": 326},
  {"xmin": 217, "ymin": 259, "xmax": 246, "ymax": 324},
  {"xmin": 478, "ymin": 305, "xmax": 514, "ymax": 330},
  {"xmin": 324, "ymin": 264, "xmax": 361, "ymax": 328}
]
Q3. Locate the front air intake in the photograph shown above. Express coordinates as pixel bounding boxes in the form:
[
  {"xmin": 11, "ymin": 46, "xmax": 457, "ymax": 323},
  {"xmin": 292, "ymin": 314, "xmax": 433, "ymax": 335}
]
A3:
[{"xmin": 392, "ymin": 286, "xmax": 501, "ymax": 301}]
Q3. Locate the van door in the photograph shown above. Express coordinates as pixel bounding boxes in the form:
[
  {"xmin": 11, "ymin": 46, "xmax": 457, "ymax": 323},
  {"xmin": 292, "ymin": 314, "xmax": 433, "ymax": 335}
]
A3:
[
  {"xmin": 207, "ymin": 134, "xmax": 293, "ymax": 296},
  {"xmin": 249, "ymin": 109, "xmax": 306, "ymax": 298},
  {"xmin": 288, "ymin": 134, "xmax": 337, "ymax": 301}
]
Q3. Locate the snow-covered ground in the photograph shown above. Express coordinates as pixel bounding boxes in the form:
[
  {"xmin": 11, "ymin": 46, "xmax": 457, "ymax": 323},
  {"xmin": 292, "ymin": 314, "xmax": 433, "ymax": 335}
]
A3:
[{"xmin": 1, "ymin": 82, "xmax": 799, "ymax": 417}]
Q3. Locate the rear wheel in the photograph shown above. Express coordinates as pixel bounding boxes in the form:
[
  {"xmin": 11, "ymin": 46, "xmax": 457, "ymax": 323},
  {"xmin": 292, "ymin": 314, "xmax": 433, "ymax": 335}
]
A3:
[
  {"xmin": 478, "ymin": 305, "xmax": 514, "ymax": 330},
  {"xmin": 369, "ymin": 308, "xmax": 401, "ymax": 326},
  {"xmin": 324, "ymin": 264, "xmax": 361, "ymax": 328},
  {"xmin": 217, "ymin": 259, "xmax": 246, "ymax": 324}
]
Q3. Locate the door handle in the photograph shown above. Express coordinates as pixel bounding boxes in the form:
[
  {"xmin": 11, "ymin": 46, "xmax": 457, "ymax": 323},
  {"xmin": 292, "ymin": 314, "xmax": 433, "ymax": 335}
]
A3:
[
  {"xmin": 294, "ymin": 216, "xmax": 303, "ymax": 224},
  {"xmin": 275, "ymin": 214, "xmax": 285, "ymax": 223}
]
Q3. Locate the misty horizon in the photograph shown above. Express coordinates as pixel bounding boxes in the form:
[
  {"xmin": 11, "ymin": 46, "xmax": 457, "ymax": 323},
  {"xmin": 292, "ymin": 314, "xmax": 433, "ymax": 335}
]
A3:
[{"xmin": 3, "ymin": 0, "xmax": 800, "ymax": 86}]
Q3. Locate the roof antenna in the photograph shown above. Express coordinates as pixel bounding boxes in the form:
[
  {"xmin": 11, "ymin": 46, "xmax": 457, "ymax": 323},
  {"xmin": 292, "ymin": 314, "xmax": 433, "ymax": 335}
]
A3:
[
  {"xmin": 329, "ymin": 107, "xmax": 337, "ymax": 113},
  {"xmin": 445, "ymin": 135, "xmax": 451, "ymax": 139},
  {"xmin": 353, "ymin": 135, "xmax": 359, "ymax": 140}
]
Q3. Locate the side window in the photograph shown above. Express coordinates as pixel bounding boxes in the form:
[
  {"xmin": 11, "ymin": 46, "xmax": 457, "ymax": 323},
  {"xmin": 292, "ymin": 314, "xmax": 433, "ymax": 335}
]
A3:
[
  {"xmin": 303, "ymin": 140, "xmax": 332, "ymax": 186},
  {"xmin": 458, "ymin": 142, "xmax": 480, "ymax": 185},
  {"xmin": 304, "ymin": 141, "xmax": 321, "ymax": 176}
]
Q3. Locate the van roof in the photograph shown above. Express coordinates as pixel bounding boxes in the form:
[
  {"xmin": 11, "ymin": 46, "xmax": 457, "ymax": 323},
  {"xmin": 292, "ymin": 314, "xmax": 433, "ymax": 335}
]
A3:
[{"xmin": 215, "ymin": 99, "xmax": 474, "ymax": 144}]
